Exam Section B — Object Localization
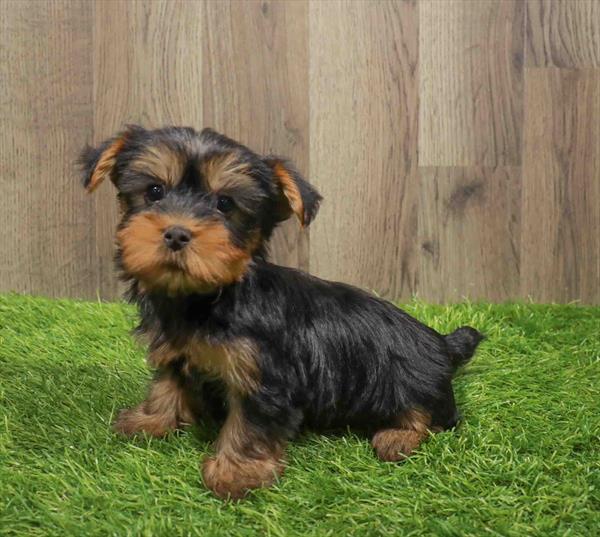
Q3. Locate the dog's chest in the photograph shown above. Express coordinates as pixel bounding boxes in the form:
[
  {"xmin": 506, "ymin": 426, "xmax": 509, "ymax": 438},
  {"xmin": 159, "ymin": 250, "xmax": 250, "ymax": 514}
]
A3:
[{"xmin": 147, "ymin": 334, "xmax": 259, "ymax": 395}]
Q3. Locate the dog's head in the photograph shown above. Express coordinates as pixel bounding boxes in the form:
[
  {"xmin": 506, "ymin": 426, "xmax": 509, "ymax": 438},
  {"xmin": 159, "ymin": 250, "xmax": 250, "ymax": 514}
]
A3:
[{"xmin": 80, "ymin": 126, "xmax": 321, "ymax": 295}]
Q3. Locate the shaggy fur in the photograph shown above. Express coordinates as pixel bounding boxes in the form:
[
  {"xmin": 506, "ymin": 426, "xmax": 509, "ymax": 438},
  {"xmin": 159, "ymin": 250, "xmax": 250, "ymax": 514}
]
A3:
[{"xmin": 81, "ymin": 125, "xmax": 483, "ymax": 500}]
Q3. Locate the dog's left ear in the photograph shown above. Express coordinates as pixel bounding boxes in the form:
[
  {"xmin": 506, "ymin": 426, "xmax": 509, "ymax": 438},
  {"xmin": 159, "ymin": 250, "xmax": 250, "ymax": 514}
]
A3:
[{"xmin": 264, "ymin": 157, "xmax": 322, "ymax": 227}]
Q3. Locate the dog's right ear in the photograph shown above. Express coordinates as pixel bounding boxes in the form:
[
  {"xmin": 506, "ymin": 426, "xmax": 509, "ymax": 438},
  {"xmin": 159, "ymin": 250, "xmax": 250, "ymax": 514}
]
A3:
[
  {"xmin": 79, "ymin": 137, "xmax": 125, "ymax": 193},
  {"xmin": 79, "ymin": 126, "xmax": 143, "ymax": 192}
]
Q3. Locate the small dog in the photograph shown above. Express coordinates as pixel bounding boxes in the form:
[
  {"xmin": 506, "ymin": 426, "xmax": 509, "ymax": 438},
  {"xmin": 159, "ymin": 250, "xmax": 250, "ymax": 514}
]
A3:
[{"xmin": 81, "ymin": 126, "xmax": 483, "ymax": 499}]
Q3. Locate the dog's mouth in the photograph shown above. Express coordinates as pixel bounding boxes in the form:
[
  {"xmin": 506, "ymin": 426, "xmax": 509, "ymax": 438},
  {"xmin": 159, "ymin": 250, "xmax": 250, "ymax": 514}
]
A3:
[
  {"xmin": 161, "ymin": 255, "xmax": 187, "ymax": 272},
  {"xmin": 116, "ymin": 212, "xmax": 253, "ymax": 294}
]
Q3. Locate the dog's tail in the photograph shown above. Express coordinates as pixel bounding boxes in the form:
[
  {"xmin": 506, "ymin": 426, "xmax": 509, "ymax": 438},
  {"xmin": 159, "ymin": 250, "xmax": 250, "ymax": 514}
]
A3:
[{"xmin": 444, "ymin": 326, "xmax": 484, "ymax": 369}]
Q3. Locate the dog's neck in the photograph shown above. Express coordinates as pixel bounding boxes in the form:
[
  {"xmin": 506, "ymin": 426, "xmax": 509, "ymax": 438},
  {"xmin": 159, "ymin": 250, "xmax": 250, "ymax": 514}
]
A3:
[{"xmin": 129, "ymin": 278, "xmax": 241, "ymax": 343}]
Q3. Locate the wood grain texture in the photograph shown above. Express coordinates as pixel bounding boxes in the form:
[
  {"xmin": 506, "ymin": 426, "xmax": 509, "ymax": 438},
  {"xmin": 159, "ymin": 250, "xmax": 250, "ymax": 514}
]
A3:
[
  {"xmin": 309, "ymin": 0, "xmax": 419, "ymax": 299},
  {"xmin": 202, "ymin": 0, "xmax": 309, "ymax": 270},
  {"xmin": 1, "ymin": 0, "xmax": 600, "ymax": 304},
  {"xmin": 526, "ymin": 0, "xmax": 600, "ymax": 67},
  {"xmin": 521, "ymin": 69, "xmax": 600, "ymax": 303},
  {"xmin": 0, "ymin": 0, "xmax": 94, "ymax": 298},
  {"xmin": 418, "ymin": 167, "xmax": 521, "ymax": 302},
  {"xmin": 93, "ymin": 0, "xmax": 204, "ymax": 299},
  {"xmin": 419, "ymin": 0, "xmax": 524, "ymax": 166}
]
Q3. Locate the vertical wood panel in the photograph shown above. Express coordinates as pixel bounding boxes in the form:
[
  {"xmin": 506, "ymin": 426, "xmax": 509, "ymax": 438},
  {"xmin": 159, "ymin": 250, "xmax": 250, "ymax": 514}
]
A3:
[
  {"xmin": 309, "ymin": 0, "xmax": 419, "ymax": 299},
  {"xmin": 418, "ymin": 167, "xmax": 521, "ymax": 302},
  {"xmin": 0, "ymin": 0, "xmax": 94, "ymax": 298},
  {"xmin": 202, "ymin": 0, "xmax": 309, "ymax": 270},
  {"xmin": 93, "ymin": 0, "xmax": 204, "ymax": 299},
  {"xmin": 1, "ymin": 0, "xmax": 599, "ymax": 304},
  {"xmin": 419, "ymin": 0, "xmax": 523, "ymax": 166},
  {"xmin": 526, "ymin": 0, "xmax": 600, "ymax": 67},
  {"xmin": 521, "ymin": 69, "xmax": 600, "ymax": 303}
]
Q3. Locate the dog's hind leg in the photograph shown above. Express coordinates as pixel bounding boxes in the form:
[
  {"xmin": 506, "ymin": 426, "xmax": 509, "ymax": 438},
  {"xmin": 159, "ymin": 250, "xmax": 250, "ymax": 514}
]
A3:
[
  {"xmin": 371, "ymin": 408, "xmax": 433, "ymax": 462},
  {"xmin": 430, "ymin": 382, "xmax": 461, "ymax": 431}
]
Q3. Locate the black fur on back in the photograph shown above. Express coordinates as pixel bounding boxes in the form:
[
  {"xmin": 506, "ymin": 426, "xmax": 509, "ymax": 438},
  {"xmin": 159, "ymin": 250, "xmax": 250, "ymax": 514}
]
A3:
[{"xmin": 133, "ymin": 260, "xmax": 483, "ymax": 440}]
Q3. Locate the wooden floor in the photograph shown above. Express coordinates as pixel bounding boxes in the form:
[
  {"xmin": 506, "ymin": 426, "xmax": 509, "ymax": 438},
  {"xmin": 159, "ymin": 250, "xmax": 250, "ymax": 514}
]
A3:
[{"xmin": 1, "ymin": 0, "xmax": 599, "ymax": 303}]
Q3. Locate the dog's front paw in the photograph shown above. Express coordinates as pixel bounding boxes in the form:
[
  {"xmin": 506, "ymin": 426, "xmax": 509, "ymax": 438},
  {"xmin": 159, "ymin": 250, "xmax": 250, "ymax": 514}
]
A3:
[
  {"xmin": 202, "ymin": 454, "xmax": 283, "ymax": 500},
  {"xmin": 113, "ymin": 406, "xmax": 176, "ymax": 438}
]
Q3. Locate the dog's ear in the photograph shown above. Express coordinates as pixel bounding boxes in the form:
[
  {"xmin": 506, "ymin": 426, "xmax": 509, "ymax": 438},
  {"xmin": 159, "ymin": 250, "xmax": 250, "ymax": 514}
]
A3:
[
  {"xmin": 79, "ymin": 126, "xmax": 142, "ymax": 192},
  {"xmin": 264, "ymin": 157, "xmax": 322, "ymax": 227},
  {"xmin": 79, "ymin": 136, "xmax": 125, "ymax": 193}
]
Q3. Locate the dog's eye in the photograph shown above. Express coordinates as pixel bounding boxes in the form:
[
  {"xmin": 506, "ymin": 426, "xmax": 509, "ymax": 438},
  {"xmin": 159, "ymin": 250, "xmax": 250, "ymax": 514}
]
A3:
[
  {"xmin": 216, "ymin": 195, "xmax": 235, "ymax": 214},
  {"xmin": 145, "ymin": 184, "xmax": 165, "ymax": 202}
]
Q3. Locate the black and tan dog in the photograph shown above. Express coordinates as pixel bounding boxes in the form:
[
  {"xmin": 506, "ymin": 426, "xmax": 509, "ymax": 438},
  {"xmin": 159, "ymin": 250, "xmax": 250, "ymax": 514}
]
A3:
[{"xmin": 81, "ymin": 125, "xmax": 483, "ymax": 499}]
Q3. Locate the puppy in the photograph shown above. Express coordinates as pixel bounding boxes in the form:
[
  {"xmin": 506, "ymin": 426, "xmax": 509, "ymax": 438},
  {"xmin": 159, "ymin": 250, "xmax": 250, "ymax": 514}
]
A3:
[{"xmin": 80, "ymin": 125, "xmax": 483, "ymax": 499}]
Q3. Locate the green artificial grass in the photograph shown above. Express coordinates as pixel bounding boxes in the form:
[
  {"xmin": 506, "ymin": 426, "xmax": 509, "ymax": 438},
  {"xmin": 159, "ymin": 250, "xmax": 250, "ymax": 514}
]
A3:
[{"xmin": 0, "ymin": 293, "xmax": 598, "ymax": 536}]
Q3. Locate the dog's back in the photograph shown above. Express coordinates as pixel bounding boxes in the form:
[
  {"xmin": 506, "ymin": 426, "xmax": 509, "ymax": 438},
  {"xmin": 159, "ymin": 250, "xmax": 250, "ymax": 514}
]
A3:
[{"xmin": 233, "ymin": 261, "xmax": 483, "ymax": 432}]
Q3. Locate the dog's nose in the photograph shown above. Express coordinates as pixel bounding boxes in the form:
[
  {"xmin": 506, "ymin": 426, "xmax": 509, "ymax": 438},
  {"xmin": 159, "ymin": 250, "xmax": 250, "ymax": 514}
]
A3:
[{"xmin": 163, "ymin": 226, "xmax": 192, "ymax": 251}]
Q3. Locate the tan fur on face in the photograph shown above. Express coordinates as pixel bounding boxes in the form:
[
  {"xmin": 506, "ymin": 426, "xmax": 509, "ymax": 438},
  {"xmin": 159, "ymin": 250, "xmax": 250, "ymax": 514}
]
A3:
[
  {"xmin": 147, "ymin": 337, "xmax": 260, "ymax": 396},
  {"xmin": 116, "ymin": 212, "xmax": 252, "ymax": 294},
  {"xmin": 201, "ymin": 152, "xmax": 254, "ymax": 192},
  {"xmin": 87, "ymin": 136, "xmax": 127, "ymax": 192},
  {"xmin": 273, "ymin": 162, "xmax": 305, "ymax": 225},
  {"xmin": 113, "ymin": 371, "xmax": 195, "ymax": 437},
  {"xmin": 372, "ymin": 409, "xmax": 432, "ymax": 462},
  {"xmin": 203, "ymin": 395, "xmax": 285, "ymax": 500},
  {"xmin": 129, "ymin": 144, "xmax": 186, "ymax": 187}
]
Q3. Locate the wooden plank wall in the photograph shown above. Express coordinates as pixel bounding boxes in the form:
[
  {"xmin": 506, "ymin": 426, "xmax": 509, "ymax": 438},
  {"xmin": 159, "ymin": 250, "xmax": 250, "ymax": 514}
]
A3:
[{"xmin": 1, "ymin": 0, "xmax": 598, "ymax": 304}]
